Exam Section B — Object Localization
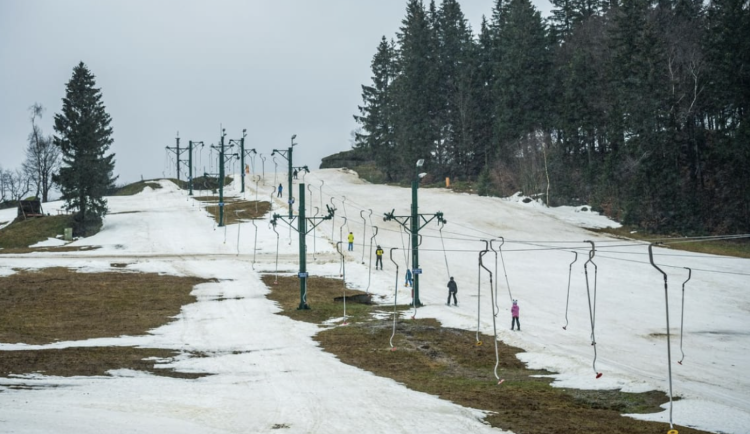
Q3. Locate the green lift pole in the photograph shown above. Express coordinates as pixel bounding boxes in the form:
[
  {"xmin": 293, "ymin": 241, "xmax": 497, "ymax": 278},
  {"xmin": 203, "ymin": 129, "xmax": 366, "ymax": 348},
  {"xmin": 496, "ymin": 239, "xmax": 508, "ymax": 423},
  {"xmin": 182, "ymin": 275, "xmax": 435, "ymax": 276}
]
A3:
[
  {"xmin": 270, "ymin": 183, "xmax": 334, "ymax": 310},
  {"xmin": 238, "ymin": 129, "xmax": 247, "ymax": 193},
  {"xmin": 384, "ymin": 159, "xmax": 444, "ymax": 307},
  {"xmin": 271, "ymin": 134, "xmax": 298, "ymax": 220},
  {"xmin": 176, "ymin": 136, "xmax": 180, "ymax": 180},
  {"xmin": 288, "ymin": 141, "xmax": 294, "ymax": 219},
  {"xmin": 219, "ymin": 131, "xmax": 226, "ymax": 227},
  {"xmin": 411, "ymin": 178, "xmax": 419, "ymax": 303},
  {"xmin": 165, "ymin": 134, "xmax": 189, "ymax": 182},
  {"xmin": 188, "ymin": 140, "xmax": 193, "ymax": 196},
  {"xmin": 298, "ymin": 183, "xmax": 307, "ymax": 308}
]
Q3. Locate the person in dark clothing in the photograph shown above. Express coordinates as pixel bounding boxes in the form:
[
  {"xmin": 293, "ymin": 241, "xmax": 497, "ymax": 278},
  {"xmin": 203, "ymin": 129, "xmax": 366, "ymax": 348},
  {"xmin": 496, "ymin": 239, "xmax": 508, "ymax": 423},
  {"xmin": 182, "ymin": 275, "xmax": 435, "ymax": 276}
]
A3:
[
  {"xmin": 293, "ymin": 169, "xmax": 298, "ymax": 179},
  {"xmin": 447, "ymin": 277, "xmax": 458, "ymax": 306},
  {"xmin": 375, "ymin": 245, "xmax": 384, "ymax": 270},
  {"xmin": 277, "ymin": 183, "xmax": 283, "ymax": 197}
]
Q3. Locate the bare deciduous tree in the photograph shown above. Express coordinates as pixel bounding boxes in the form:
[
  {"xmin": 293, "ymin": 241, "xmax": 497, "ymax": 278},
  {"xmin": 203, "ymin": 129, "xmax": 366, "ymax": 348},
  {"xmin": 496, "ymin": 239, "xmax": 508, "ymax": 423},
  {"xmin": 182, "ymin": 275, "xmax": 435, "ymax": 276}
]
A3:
[
  {"xmin": 22, "ymin": 103, "xmax": 60, "ymax": 202},
  {"xmin": 0, "ymin": 167, "xmax": 8, "ymax": 203},
  {"xmin": 6, "ymin": 168, "xmax": 31, "ymax": 202}
]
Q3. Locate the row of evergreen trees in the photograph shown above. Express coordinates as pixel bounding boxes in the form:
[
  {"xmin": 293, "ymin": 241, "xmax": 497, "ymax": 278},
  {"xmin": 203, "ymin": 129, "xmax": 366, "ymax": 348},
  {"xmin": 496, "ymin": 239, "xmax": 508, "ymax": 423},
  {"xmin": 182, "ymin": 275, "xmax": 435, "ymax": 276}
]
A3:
[{"xmin": 353, "ymin": 0, "xmax": 750, "ymax": 234}]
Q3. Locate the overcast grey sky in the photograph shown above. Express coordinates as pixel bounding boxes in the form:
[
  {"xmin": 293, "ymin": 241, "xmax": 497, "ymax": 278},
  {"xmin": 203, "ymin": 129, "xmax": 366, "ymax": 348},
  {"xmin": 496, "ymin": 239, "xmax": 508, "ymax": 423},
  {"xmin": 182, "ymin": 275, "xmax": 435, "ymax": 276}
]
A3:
[{"xmin": 1, "ymin": 0, "xmax": 552, "ymax": 184}]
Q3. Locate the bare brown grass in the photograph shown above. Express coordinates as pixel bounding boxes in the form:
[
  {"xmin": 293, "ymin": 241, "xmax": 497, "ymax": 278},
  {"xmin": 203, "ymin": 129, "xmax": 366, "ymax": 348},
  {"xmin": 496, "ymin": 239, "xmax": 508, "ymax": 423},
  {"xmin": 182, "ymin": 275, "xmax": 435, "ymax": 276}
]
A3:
[
  {"xmin": 0, "ymin": 267, "xmax": 209, "ymax": 345},
  {"xmin": 0, "ymin": 245, "xmax": 100, "ymax": 255},
  {"xmin": 205, "ymin": 200, "xmax": 272, "ymax": 225},
  {"xmin": 0, "ymin": 347, "xmax": 205, "ymax": 379},
  {"xmin": 266, "ymin": 275, "xmax": 709, "ymax": 434},
  {"xmin": 0, "ymin": 267, "xmax": 212, "ymax": 380}
]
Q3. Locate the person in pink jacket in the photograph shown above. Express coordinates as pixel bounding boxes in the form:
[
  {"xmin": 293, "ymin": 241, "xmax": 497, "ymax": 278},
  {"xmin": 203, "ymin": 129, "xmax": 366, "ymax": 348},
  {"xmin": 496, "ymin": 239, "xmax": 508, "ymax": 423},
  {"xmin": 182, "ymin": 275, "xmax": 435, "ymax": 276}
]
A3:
[{"xmin": 511, "ymin": 300, "xmax": 520, "ymax": 331}]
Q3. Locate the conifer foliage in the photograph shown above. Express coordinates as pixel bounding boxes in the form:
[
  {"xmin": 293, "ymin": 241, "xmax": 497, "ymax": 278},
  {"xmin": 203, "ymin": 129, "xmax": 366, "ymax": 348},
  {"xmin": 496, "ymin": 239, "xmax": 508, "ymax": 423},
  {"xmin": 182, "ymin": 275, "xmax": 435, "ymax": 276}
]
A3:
[
  {"xmin": 53, "ymin": 62, "xmax": 117, "ymax": 236},
  {"xmin": 354, "ymin": 0, "xmax": 750, "ymax": 234}
]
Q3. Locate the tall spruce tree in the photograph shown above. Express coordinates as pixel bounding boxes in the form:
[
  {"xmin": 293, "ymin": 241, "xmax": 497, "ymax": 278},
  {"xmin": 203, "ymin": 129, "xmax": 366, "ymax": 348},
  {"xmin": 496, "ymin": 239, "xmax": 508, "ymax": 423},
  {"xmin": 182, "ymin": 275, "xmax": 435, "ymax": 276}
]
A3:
[
  {"xmin": 394, "ymin": 0, "xmax": 437, "ymax": 176},
  {"xmin": 53, "ymin": 62, "xmax": 117, "ymax": 235},
  {"xmin": 434, "ymin": 0, "xmax": 475, "ymax": 178},
  {"xmin": 354, "ymin": 37, "xmax": 398, "ymax": 181},
  {"xmin": 492, "ymin": 0, "xmax": 551, "ymax": 158}
]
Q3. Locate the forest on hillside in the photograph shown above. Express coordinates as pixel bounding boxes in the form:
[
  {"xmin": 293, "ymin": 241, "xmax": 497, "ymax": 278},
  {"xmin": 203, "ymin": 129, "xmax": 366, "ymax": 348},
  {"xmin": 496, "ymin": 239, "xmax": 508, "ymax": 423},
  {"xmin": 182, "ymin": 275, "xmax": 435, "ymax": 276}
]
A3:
[{"xmin": 352, "ymin": 0, "xmax": 750, "ymax": 234}]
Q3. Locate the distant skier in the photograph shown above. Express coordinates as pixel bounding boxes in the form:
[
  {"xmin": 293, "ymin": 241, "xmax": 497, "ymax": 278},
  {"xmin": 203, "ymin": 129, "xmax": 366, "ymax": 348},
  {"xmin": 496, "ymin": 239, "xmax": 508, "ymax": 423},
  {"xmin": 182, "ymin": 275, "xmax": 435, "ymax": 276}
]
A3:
[
  {"xmin": 348, "ymin": 232, "xmax": 354, "ymax": 251},
  {"xmin": 293, "ymin": 169, "xmax": 298, "ymax": 179},
  {"xmin": 404, "ymin": 268, "xmax": 413, "ymax": 287},
  {"xmin": 447, "ymin": 277, "xmax": 458, "ymax": 306},
  {"xmin": 277, "ymin": 183, "xmax": 283, "ymax": 198},
  {"xmin": 511, "ymin": 300, "xmax": 520, "ymax": 331},
  {"xmin": 375, "ymin": 245, "xmax": 384, "ymax": 270}
]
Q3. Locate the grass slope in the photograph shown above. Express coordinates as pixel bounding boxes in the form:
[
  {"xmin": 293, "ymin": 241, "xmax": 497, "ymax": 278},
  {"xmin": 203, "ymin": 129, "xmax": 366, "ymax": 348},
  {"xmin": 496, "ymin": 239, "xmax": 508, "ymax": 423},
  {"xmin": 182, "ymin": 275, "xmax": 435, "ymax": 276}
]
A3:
[
  {"xmin": 0, "ymin": 215, "xmax": 74, "ymax": 249},
  {"xmin": 113, "ymin": 180, "xmax": 163, "ymax": 196}
]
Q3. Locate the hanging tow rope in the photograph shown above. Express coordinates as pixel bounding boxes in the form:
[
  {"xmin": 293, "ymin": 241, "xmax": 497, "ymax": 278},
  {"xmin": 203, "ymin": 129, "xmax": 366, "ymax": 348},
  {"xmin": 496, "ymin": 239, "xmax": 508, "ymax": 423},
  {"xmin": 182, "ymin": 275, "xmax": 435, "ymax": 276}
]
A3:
[
  {"xmin": 307, "ymin": 184, "xmax": 314, "ymax": 219},
  {"xmin": 235, "ymin": 211, "xmax": 242, "ymax": 256},
  {"xmin": 583, "ymin": 240, "xmax": 602, "ymax": 378},
  {"xmin": 312, "ymin": 207, "xmax": 319, "ymax": 261},
  {"xmin": 497, "ymin": 237, "xmax": 513, "ymax": 304},
  {"xmin": 476, "ymin": 240, "xmax": 489, "ymax": 346},
  {"xmin": 342, "ymin": 196, "xmax": 350, "ymax": 233},
  {"xmin": 399, "ymin": 226, "xmax": 409, "ymax": 271},
  {"xmin": 489, "ymin": 239, "xmax": 501, "ymax": 316},
  {"xmin": 365, "ymin": 226, "xmax": 379, "ymax": 294},
  {"xmin": 338, "ymin": 216, "xmax": 347, "ymax": 276},
  {"xmin": 480, "ymin": 249, "xmax": 504, "ymax": 384},
  {"xmin": 679, "ymin": 267, "xmax": 691, "ymax": 365},
  {"xmin": 337, "ymin": 241, "xmax": 348, "ymax": 325},
  {"xmin": 360, "ymin": 210, "xmax": 367, "ymax": 264},
  {"xmin": 330, "ymin": 197, "xmax": 337, "ymax": 242},
  {"xmin": 439, "ymin": 222, "xmax": 451, "ymax": 279},
  {"xmin": 648, "ymin": 243, "xmax": 677, "ymax": 433},
  {"xmin": 368, "ymin": 209, "xmax": 378, "ymax": 246},
  {"xmin": 251, "ymin": 218, "xmax": 258, "ymax": 269},
  {"xmin": 563, "ymin": 251, "xmax": 579, "ymax": 330},
  {"xmin": 272, "ymin": 223, "xmax": 280, "ymax": 285},
  {"xmin": 389, "ymin": 247, "xmax": 400, "ymax": 351}
]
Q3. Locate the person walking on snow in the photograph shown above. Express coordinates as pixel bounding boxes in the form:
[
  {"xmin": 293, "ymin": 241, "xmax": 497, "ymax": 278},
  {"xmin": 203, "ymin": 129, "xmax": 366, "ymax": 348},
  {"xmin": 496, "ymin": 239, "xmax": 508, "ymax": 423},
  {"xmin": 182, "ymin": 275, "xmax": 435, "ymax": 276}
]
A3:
[
  {"xmin": 277, "ymin": 183, "xmax": 283, "ymax": 198},
  {"xmin": 293, "ymin": 169, "xmax": 298, "ymax": 179},
  {"xmin": 347, "ymin": 232, "xmax": 354, "ymax": 251},
  {"xmin": 404, "ymin": 268, "xmax": 413, "ymax": 287},
  {"xmin": 511, "ymin": 300, "xmax": 520, "ymax": 331},
  {"xmin": 447, "ymin": 277, "xmax": 458, "ymax": 306},
  {"xmin": 375, "ymin": 245, "xmax": 384, "ymax": 270}
]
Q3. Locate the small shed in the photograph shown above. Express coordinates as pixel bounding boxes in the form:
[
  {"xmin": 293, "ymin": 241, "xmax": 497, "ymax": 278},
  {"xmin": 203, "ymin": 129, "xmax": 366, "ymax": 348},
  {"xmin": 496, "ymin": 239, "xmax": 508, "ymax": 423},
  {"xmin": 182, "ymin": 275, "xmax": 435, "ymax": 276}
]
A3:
[{"xmin": 18, "ymin": 200, "xmax": 44, "ymax": 219}]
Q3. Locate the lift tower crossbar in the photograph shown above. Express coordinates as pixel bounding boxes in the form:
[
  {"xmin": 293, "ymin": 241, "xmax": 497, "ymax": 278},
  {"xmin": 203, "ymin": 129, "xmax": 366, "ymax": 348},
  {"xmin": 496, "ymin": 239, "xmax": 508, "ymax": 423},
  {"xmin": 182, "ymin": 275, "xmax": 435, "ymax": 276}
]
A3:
[{"xmin": 383, "ymin": 206, "xmax": 446, "ymax": 307}]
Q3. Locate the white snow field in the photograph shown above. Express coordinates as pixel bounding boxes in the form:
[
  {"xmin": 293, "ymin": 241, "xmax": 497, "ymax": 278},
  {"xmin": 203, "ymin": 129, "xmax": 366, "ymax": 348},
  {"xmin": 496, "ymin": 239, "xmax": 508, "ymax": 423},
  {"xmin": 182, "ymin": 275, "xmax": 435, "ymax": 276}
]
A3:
[{"xmin": 1, "ymin": 169, "xmax": 748, "ymax": 434}]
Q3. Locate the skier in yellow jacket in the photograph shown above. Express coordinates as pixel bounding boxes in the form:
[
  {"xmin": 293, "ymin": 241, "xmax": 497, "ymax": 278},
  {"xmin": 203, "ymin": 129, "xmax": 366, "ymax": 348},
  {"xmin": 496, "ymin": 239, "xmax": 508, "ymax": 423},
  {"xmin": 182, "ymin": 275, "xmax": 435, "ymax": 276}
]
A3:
[{"xmin": 347, "ymin": 232, "xmax": 354, "ymax": 251}]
